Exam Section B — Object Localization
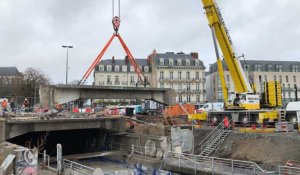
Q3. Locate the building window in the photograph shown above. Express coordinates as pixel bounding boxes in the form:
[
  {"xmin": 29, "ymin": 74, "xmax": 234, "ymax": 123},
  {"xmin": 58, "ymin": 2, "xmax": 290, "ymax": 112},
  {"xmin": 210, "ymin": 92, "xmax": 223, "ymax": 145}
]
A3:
[
  {"xmin": 254, "ymin": 64, "xmax": 261, "ymax": 71},
  {"xmin": 218, "ymin": 92, "xmax": 223, "ymax": 100},
  {"xmin": 160, "ymin": 82, "xmax": 164, "ymax": 88},
  {"xmin": 279, "ymin": 75, "xmax": 282, "ymax": 83},
  {"xmin": 169, "ymin": 59, "xmax": 173, "ymax": 66},
  {"xmin": 186, "ymin": 72, "xmax": 190, "ymax": 80},
  {"xmin": 130, "ymin": 76, "xmax": 134, "ymax": 84},
  {"xmin": 196, "ymin": 72, "xmax": 199, "ymax": 80},
  {"xmin": 282, "ymin": 84, "xmax": 285, "ymax": 89},
  {"xmin": 186, "ymin": 59, "xmax": 190, "ymax": 66},
  {"xmin": 288, "ymin": 84, "xmax": 291, "ymax": 90},
  {"xmin": 170, "ymin": 71, "xmax": 173, "ymax": 80},
  {"xmin": 288, "ymin": 92, "xmax": 291, "ymax": 99},
  {"xmin": 275, "ymin": 64, "xmax": 283, "ymax": 72},
  {"xmin": 259, "ymin": 75, "xmax": 262, "ymax": 83},
  {"xmin": 115, "ymin": 66, "xmax": 119, "ymax": 72},
  {"xmin": 160, "ymin": 71, "xmax": 164, "ymax": 80},
  {"xmin": 267, "ymin": 64, "xmax": 272, "ymax": 72},
  {"xmin": 195, "ymin": 60, "xmax": 199, "ymax": 66},
  {"xmin": 178, "ymin": 83, "xmax": 182, "ymax": 91},
  {"xmin": 177, "ymin": 59, "xmax": 182, "ymax": 66},
  {"xmin": 115, "ymin": 76, "xmax": 119, "ymax": 84},
  {"xmin": 99, "ymin": 65, "xmax": 104, "ymax": 72},
  {"xmin": 264, "ymin": 75, "xmax": 267, "ymax": 82},
  {"xmin": 178, "ymin": 72, "xmax": 182, "ymax": 80},
  {"xmin": 187, "ymin": 95, "xmax": 191, "ymax": 103},
  {"xmin": 187, "ymin": 83, "xmax": 191, "ymax": 92},
  {"xmin": 226, "ymin": 75, "xmax": 230, "ymax": 82},
  {"xmin": 273, "ymin": 75, "xmax": 276, "ymax": 81},
  {"xmin": 107, "ymin": 75, "xmax": 111, "ymax": 83},
  {"xmin": 159, "ymin": 58, "xmax": 164, "ymax": 66},
  {"xmin": 196, "ymin": 95, "xmax": 200, "ymax": 102},
  {"xmin": 283, "ymin": 92, "xmax": 286, "ymax": 99},
  {"xmin": 293, "ymin": 76, "xmax": 296, "ymax": 82},
  {"xmin": 130, "ymin": 66, "xmax": 134, "ymax": 72},
  {"xmin": 196, "ymin": 83, "xmax": 200, "ymax": 91},
  {"xmin": 144, "ymin": 66, "xmax": 149, "ymax": 73},
  {"xmin": 243, "ymin": 64, "xmax": 249, "ymax": 71},
  {"xmin": 170, "ymin": 82, "xmax": 173, "ymax": 89},
  {"xmin": 107, "ymin": 65, "xmax": 112, "ymax": 72},
  {"xmin": 122, "ymin": 65, "xmax": 127, "ymax": 72},
  {"xmin": 291, "ymin": 65, "xmax": 299, "ymax": 72},
  {"xmin": 286, "ymin": 76, "xmax": 289, "ymax": 82},
  {"xmin": 179, "ymin": 95, "xmax": 182, "ymax": 103}
]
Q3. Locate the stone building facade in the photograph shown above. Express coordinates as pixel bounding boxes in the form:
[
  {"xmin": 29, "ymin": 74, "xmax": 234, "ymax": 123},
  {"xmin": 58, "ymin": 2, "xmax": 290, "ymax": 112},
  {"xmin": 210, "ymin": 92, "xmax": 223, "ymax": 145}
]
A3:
[
  {"xmin": 94, "ymin": 51, "xmax": 206, "ymax": 104},
  {"xmin": 206, "ymin": 60, "xmax": 300, "ymax": 105}
]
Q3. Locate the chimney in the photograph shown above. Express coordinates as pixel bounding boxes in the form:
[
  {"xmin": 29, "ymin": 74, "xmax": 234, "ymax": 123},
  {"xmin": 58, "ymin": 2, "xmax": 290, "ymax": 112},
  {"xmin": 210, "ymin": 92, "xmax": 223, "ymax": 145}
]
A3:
[
  {"xmin": 125, "ymin": 55, "xmax": 129, "ymax": 64},
  {"xmin": 153, "ymin": 49, "xmax": 157, "ymax": 56},
  {"xmin": 112, "ymin": 56, "xmax": 115, "ymax": 64},
  {"xmin": 190, "ymin": 52, "xmax": 199, "ymax": 59}
]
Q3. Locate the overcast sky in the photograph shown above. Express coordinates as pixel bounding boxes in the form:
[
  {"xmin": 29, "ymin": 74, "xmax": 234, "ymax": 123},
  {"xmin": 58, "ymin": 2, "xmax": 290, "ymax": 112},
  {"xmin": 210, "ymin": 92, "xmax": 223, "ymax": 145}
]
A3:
[{"xmin": 1, "ymin": 0, "xmax": 300, "ymax": 84}]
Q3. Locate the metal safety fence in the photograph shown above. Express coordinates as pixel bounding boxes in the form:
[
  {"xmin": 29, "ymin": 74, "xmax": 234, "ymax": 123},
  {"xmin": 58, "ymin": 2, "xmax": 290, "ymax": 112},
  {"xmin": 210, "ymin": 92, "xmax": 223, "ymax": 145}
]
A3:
[
  {"xmin": 278, "ymin": 166, "xmax": 300, "ymax": 175},
  {"xmin": 39, "ymin": 151, "xmax": 57, "ymax": 172},
  {"xmin": 164, "ymin": 152, "xmax": 278, "ymax": 175},
  {"xmin": 63, "ymin": 159, "xmax": 95, "ymax": 175},
  {"xmin": 104, "ymin": 141, "xmax": 165, "ymax": 159}
]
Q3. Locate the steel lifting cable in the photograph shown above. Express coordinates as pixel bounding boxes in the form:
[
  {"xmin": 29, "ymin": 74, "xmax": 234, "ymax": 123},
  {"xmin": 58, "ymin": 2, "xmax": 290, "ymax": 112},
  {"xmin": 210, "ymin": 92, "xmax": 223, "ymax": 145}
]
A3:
[{"xmin": 79, "ymin": 0, "xmax": 148, "ymax": 86}]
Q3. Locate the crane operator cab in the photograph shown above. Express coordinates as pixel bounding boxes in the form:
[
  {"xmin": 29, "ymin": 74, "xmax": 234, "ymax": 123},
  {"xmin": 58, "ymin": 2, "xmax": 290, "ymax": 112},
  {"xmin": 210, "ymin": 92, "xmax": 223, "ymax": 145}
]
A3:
[{"xmin": 228, "ymin": 92, "xmax": 260, "ymax": 110}]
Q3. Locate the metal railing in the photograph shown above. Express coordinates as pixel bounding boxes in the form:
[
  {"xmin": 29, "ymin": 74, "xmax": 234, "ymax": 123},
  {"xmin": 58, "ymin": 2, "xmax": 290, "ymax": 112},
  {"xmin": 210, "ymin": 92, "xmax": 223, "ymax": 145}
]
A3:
[
  {"xmin": 279, "ymin": 166, "xmax": 300, "ymax": 175},
  {"xmin": 196, "ymin": 119, "xmax": 229, "ymax": 152},
  {"xmin": 63, "ymin": 159, "xmax": 95, "ymax": 175},
  {"xmin": 165, "ymin": 152, "xmax": 278, "ymax": 175},
  {"xmin": 104, "ymin": 141, "xmax": 164, "ymax": 159},
  {"xmin": 198, "ymin": 119, "xmax": 233, "ymax": 156},
  {"xmin": 39, "ymin": 151, "xmax": 57, "ymax": 172}
]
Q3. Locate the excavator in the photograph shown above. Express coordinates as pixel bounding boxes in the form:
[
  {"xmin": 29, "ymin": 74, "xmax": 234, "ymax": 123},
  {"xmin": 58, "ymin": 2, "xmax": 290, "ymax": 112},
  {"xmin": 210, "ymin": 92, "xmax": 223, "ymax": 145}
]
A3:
[{"xmin": 201, "ymin": 0, "xmax": 282, "ymax": 111}]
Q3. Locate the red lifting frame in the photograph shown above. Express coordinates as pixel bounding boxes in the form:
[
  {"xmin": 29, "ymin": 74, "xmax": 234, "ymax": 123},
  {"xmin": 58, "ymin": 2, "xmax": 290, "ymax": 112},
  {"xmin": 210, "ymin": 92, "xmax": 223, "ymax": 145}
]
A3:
[{"xmin": 79, "ymin": 33, "xmax": 147, "ymax": 85}]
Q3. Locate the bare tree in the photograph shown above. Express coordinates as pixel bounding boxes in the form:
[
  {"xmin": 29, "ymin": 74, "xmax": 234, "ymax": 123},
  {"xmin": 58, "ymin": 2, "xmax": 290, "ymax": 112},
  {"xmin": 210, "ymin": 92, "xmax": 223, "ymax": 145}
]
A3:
[
  {"xmin": 23, "ymin": 67, "xmax": 51, "ymax": 86},
  {"xmin": 25, "ymin": 131, "xmax": 49, "ymax": 152},
  {"xmin": 20, "ymin": 67, "xmax": 51, "ymax": 107}
]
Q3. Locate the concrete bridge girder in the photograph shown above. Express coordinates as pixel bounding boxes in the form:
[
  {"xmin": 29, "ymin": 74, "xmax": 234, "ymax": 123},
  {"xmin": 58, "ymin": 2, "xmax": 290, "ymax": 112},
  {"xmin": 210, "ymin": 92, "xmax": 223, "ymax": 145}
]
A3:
[
  {"xmin": 0, "ymin": 117, "xmax": 126, "ymax": 142},
  {"xmin": 39, "ymin": 85, "xmax": 176, "ymax": 108}
]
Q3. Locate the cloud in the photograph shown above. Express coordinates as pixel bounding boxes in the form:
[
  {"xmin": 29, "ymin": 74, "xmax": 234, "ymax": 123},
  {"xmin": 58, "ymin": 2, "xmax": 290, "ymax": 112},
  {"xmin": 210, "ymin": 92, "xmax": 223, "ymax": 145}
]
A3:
[{"xmin": 0, "ymin": 0, "xmax": 299, "ymax": 84}]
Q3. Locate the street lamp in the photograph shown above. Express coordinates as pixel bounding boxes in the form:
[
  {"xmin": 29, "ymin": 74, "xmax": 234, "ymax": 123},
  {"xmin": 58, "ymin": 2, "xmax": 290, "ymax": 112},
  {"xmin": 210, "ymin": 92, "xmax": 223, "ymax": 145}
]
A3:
[{"xmin": 62, "ymin": 45, "xmax": 73, "ymax": 84}]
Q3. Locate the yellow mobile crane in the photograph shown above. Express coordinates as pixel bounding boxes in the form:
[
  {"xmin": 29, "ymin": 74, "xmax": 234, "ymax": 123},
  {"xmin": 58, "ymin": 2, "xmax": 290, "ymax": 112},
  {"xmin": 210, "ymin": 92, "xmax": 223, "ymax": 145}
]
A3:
[{"xmin": 202, "ymin": 0, "xmax": 282, "ymax": 111}]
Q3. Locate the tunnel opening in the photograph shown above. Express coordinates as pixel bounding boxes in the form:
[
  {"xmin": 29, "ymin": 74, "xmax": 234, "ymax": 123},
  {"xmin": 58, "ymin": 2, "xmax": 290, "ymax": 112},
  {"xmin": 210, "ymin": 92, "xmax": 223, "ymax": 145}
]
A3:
[{"xmin": 7, "ymin": 129, "xmax": 108, "ymax": 156}]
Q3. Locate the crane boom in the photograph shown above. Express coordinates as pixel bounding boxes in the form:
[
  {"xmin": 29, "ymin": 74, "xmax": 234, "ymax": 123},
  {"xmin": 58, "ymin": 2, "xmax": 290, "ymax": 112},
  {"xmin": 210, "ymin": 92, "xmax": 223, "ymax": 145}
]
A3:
[
  {"xmin": 210, "ymin": 27, "xmax": 228, "ymax": 104},
  {"xmin": 202, "ymin": 0, "xmax": 253, "ymax": 93}
]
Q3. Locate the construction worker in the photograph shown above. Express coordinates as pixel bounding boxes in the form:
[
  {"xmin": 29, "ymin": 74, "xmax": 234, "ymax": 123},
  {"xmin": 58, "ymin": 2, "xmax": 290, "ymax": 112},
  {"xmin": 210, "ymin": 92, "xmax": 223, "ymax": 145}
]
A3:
[
  {"xmin": 223, "ymin": 116, "xmax": 229, "ymax": 129},
  {"xmin": 23, "ymin": 98, "xmax": 29, "ymax": 112},
  {"xmin": 10, "ymin": 98, "xmax": 16, "ymax": 112},
  {"xmin": 1, "ymin": 99, "xmax": 8, "ymax": 112}
]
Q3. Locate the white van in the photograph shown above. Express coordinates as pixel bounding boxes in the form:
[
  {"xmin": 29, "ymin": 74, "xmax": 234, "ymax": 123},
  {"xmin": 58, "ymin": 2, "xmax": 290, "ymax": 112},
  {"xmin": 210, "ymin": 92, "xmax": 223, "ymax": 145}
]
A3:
[{"xmin": 198, "ymin": 102, "xmax": 224, "ymax": 112}]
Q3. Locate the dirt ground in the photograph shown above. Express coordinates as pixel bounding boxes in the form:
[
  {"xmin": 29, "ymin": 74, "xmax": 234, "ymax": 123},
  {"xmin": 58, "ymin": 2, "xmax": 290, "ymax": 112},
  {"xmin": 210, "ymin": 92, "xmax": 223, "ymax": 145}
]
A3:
[{"xmin": 214, "ymin": 130, "xmax": 300, "ymax": 170}]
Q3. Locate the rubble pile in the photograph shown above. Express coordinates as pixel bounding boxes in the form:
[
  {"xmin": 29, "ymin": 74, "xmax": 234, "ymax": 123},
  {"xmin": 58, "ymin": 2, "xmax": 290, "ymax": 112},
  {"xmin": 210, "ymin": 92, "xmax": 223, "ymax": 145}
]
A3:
[{"xmin": 133, "ymin": 123, "xmax": 165, "ymax": 136}]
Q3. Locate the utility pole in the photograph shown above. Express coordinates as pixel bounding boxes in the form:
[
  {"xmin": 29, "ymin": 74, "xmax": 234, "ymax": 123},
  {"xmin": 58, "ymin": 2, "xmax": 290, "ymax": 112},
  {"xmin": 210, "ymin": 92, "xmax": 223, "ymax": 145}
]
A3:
[{"xmin": 62, "ymin": 45, "xmax": 73, "ymax": 84}]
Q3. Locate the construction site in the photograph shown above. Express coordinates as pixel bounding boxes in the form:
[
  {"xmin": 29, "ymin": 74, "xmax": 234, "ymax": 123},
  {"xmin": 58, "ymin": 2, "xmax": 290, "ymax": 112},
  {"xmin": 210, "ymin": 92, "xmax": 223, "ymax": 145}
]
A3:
[{"xmin": 1, "ymin": 0, "xmax": 300, "ymax": 175}]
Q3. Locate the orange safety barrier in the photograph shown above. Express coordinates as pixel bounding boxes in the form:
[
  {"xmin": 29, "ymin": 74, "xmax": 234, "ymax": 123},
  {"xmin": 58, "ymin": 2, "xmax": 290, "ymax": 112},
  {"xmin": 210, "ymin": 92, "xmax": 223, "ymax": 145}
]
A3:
[
  {"xmin": 164, "ymin": 104, "xmax": 195, "ymax": 117},
  {"xmin": 85, "ymin": 108, "xmax": 92, "ymax": 113},
  {"xmin": 73, "ymin": 108, "xmax": 79, "ymax": 113}
]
